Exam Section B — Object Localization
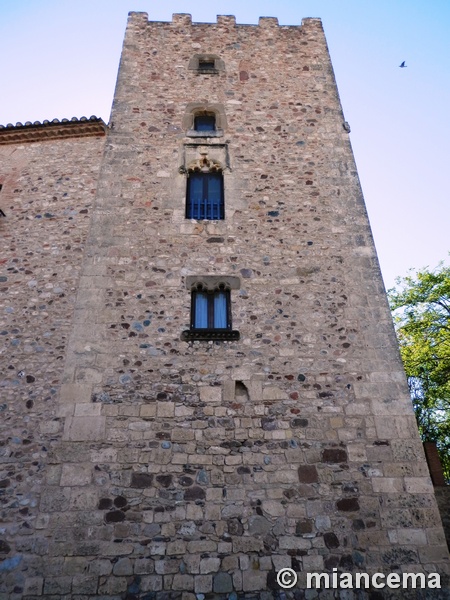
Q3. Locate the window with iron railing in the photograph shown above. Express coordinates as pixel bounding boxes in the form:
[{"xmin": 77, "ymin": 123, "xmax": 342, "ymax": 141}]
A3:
[
  {"xmin": 181, "ymin": 280, "xmax": 240, "ymax": 341},
  {"xmin": 186, "ymin": 171, "xmax": 224, "ymax": 220}
]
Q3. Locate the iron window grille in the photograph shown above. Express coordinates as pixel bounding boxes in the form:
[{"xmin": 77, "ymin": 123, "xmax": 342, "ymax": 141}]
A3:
[
  {"xmin": 182, "ymin": 284, "xmax": 240, "ymax": 341},
  {"xmin": 186, "ymin": 171, "xmax": 224, "ymax": 220}
]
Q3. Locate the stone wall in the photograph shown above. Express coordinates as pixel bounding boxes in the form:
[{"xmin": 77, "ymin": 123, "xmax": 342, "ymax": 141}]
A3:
[
  {"xmin": 0, "ymin": 128, "xmax": 106, "ymax": 596},
  {"xmin": 0, "ymin": 12, "xmax": 449, "ymax": 600}
]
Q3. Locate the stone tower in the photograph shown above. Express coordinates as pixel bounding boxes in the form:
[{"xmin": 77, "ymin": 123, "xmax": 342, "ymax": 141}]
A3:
[{"xmin": 0, "ymin": 12, "xmax": 449, "ymax": 599}]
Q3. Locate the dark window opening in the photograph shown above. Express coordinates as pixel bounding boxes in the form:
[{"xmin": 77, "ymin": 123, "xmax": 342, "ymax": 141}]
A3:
[
  {"xmin": 186, "ymin": 172, "xmax": 224, "ymax": 220},
  {"xmin": 191, "ymin": 288, "xmax": 231, "ymax": 330},
  {"xmin": 198, "ymin": 60, "xmax": 216, "ymax": 71},
  {"xmin": 194, "ymin": 115, "xmax": 216, "ymax": 132}
]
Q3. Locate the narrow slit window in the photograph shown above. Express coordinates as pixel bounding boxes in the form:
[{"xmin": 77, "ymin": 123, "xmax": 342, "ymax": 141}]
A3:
[{"xmin": 186, "ymin": 172, "xmax": 224, "ymax": 220}]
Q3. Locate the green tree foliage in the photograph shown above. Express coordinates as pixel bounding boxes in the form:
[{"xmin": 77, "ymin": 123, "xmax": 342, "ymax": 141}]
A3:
[{"xmin": 389, "ymin": 263, "xmax": 450, "ymax": 480}]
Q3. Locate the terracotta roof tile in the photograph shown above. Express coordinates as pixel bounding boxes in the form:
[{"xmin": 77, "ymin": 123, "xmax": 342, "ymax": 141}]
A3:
[{"xmin": 0, "ymin": 116, "xmax": 107, "ymax": 145}]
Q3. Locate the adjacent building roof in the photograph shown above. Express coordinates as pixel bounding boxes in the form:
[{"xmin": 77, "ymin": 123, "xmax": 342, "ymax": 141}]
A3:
[{"xmin": 0, "ymin": 116, "xmax": 107, "ymax": 145}]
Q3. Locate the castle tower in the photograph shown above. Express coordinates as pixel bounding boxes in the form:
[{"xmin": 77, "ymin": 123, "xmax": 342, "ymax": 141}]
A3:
[{"xmin": 1, "ymin": 12, "xmax": 449, "ymax": 599}]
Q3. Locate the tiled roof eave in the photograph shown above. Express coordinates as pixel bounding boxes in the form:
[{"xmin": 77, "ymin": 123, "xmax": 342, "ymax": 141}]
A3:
[{"xmin": 0, "ymin": 116, "xmax": 108, "ymax": 145}]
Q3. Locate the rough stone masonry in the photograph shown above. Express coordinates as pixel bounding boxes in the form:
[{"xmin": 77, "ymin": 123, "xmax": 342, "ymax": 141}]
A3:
[{"xmin": 0, "ymin": 11, "xmax": 449, "ymax": 600}]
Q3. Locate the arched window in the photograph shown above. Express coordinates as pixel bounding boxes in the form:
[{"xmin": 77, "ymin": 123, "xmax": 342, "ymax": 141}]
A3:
[
  {"xmin": 194, "ymin": 113, "xmax": 216, "ymax": 132},
  {"xmin": 192, "ymin": 284, "xmax": 230, "ymax": 330},
  {"xmin": 183, "ymin": 103, "xmax": 226, "ymax": 138},
  {"xmin": 181, "ymin": 276, "xmax": 241, "ymax": 341}
]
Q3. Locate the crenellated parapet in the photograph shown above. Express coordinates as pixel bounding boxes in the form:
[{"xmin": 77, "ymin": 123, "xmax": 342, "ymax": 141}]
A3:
[{"xmin": 127, "ymin": 11, "xmax": 323, "ymax": 31}]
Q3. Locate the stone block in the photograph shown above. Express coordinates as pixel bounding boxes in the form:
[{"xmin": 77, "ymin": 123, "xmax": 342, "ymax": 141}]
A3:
[
  {"xmin": 418, "ymin": 545, "xmax": 450, "ymax": 564},
  {"xmin": 43, "ymin": 576, "xmax": 72, "ymax": 595},
  {"xmin": 71, "ymin": 574, "xmax": 98, "ymax": 593},
  {"xmin": 262, "ymin": 500, "xmax": 285, "ymax": 517},
  {"xmin": 286, "ymin": 504, "xmax": 307, "ymax": 518},
  {"xmin": 140, "ymin": 403, "xmax": 156, "ymax": 417},
  {"xmin": 272, "ymin": 469, "xmax": 299, "ymax": 484},
  {"xmin": 200, "ymin": 557, "xmax": 221, "ymax": 574},
  {"xmin": 371, "ymin": 477, "xmax": 404, "ymax": 494},
  {"xmin": 187, "ymin": 540, "xmax": 217, "ymax": 553},
  {"xmin": 242, "ymin": 570, "xmax": 267, "ymax": 591},
  {"xmin": 90, "ymin": 447, "xmax": 117, "ymax": 462},
  {"xmin": 88, "ymin": 559, "xmax": 113, "ymax": 576},
  {"xmin": 172, "ymin": 427, "xmax": 195, "ymax": 441},
  {"xmin": 302, "ymin": 555, "xmax": 324, "ymax": 571},
  {"xmin": 139, "ymin": 575, "xmax": 164, "ymax": 592},
  {"xmin": 39, "ymin": 420, "xmax": 63, "ymax": 434},
  {"xmin": 213, "ymin": 571, "xmax": 233, "ymax": 593},
  {"xmin": 155, "ymin": 558, "xmax": 180, "ymax": 575},
  {"xmin": 298, "ymin": 465, "xmax": 319, "ymax": 483},
  {"xmin": 232, "ymin": 537, "xmax": 264, "ymax": 553},
  {"xmin": 40, "ymin": 488, "xmax": 71, "ymax": 512},
  {"xmin": 60, "ymin": 383, "xmax": 93, "ymax": 404},
  {"xmin": 134, "ymin": 558, "xmax": 155, "ymax": 574},
  {"xmin": 279, "ymin": 536, "xmax": 312, "ymax": 550},
  {"xmin": 167, "ymin": 540, "xmax": 187, "ymax": 555},
  {"xmin": 63, "ymin": 416, "xmax": 106, "ymax": 441},
  {"xmin": 404, "ymin": 477, "xmax": 434, "ymax": 494},
  {"xmin": 24, "ymin": 577, "xmax": 44, "ymax": 595},
  {"xmin": 113, "ymin": 557, "xmax": 133, "ymax": 575},
  {"xmin": 157, "ymin": 401, "xmax": 175, "ymax": 417},
  {"xmin": 60, "ymin": 463, "xmax": 92, "ymax": 487},
  {"xmin": 70, "ymin": 487, "xmax": 98, "ymax": 510},
  {"xmin": 315, "ymin": 515, "xmax": 331, "ymax": 531},
  {"xmin": 98, "ymin": 576, "xmax": 128, "ymax": 594},
  {"xmin": 262, "ymin": 386, "xmax": 288, "ymax": 400},
  {"xmin": 172, "ymin": 574, "xmax": 194, "ymax": 590},
  {"xmin": 74, "ymin": 402, "xmax": 102, "ymax": 416},
  {"xmin": 347, "ymin": 443, "xmax": 367, "ymax": 462},
  {"xmin": 200, "ymin": 386, "xmax": 222, "ymax": 403},
  {"xmin": 74, "ymin": 367, "xmax": 103, "ymax": 385},
  {"xmin": 195, "ymin": 574, "xmax": 213, "ymax": 593},
  {"xmin": 393, "ymin": 528, "xmax": 428, "ymax": 546}
]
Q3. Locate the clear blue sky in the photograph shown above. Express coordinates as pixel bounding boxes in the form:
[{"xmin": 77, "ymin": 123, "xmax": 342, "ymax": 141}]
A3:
[{"xmin": 1, "ymin": 0, "xmax": 449, "ymax": 290}]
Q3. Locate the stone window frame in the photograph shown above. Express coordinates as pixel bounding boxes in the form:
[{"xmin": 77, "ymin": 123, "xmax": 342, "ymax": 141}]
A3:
[
  {"xmin": 188, "ymin": 54, "xmax": 225, "ymax": 75},
  {"xmin": 184, "ymin": 103, "xmax": 226, "ymax": 138},
  {"xmin": 181, "ymin": 276, "xmax": 240, "ymax": 341}
]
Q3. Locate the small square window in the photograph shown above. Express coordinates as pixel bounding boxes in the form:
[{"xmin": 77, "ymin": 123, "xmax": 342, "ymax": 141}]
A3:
[
  {"xmin": 194, "ymin": 115, "xmax": 216, "ymax": 132},
  {"xmin": 198, "ymin": 60, "xmax": 216, "ymax": 71}
]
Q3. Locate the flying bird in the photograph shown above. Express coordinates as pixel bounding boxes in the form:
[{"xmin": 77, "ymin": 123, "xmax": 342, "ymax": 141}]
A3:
[{"xmin": 399, "ymin": 61, "xmax": 407, "ymax": 68}]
